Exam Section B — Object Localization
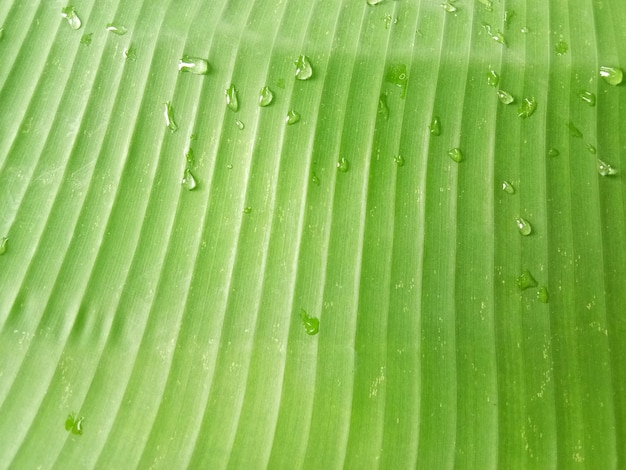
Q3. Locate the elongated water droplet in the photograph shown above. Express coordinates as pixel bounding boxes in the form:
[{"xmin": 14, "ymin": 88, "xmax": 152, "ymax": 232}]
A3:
[
  {"xmin": 312, "ymin": 172, "xmax": 320, "ymax": 186},
  {"xmin": 538, "ymin": 286, "xmax": 549, "ymax": 303},
  {"xmin": 61, "ymin": 6, "xmax": 82, "ymax": 30},
  {"xmin": 164, "ymin": 101, "xmax": 178, "ymax": 133},
  {"xmin": 225, "ymin": 84, "xmax": 239, "ymax": 112},
  {"xmin": 182, "ymin": 168, "xmax": 197, "ymax": 190},
  {"xmin": 430, "ymin": 116, "xmax": 441, "ymax": 136},
  {"xmin": 295, "ymin": 55, "xmax": 313, "ymax": 80},
  {"xmin": 243, "ymin": 207, "xmax": 252, "ymax": 214},
  {"xmin": 80, "ymin": 33, "xmax": 92, "ymax": 45},
  {"xmin": 386, "ymin": 63, "xmax": 408, "ymax": 98},
  {"xmin": 482, "ymin": 23, "xmax": 506, "ymax": 46},
  {"xmin": 235, "ymin": 119, "xmax": 244, "ymax": 130},
  {"xmin": 516, "ymin": 217, "xmax": 532, "ymax": 236},
  {"xmin": 597, "ymin": 159, "xmax": 618, "ymax": 176},
  {"xmin": 548, "ymin": 147, "xmax": 560, "ymax": 157},
  {"xmin": 487, "ymin": 67, "xmax": 499, "ymax": 87},
  {"xmin": 106, "ymin": 22, "xmax": 127, "ymax": 35},
  {"xmin": 383, "ymin": 15, "xmax": 397, "ymax": 29},
  {"xmin": 555, "ymin": 40, "xmax": 568, "ymax": 55},
  {"xmin": 517, "ymin": 97, "xmax": 537, "ymax": 118},
  {"xmin": 579, "ymin": 90, "xmax": 596, "ymax": 106},
  {"xmin": 124, "ymin": 45, "xmax": 137, "ymax": 61},
  {"xmin": 0, "ymin": 237, "xmax": 7, "ymax": 255},
  {"xmin": 568, "ymin": 121, "xmax": 582, "ymax": 138},
  {"xmin": 394, "ymin": 155, "xmax": 405, "ymax": 167},
  {"xmin": 300, "ymin": 309, "xmax": 319, "ymax": 335},
  {"xmin": 185, "ymin": 148, "xmax": 195, "ymax": 166},
  {"xmin": 448, "ymin": 148, "xmax": 463, "ymax": 163},
  {"xmin": 600, "ymin": 66, "xmax": 623, "ymax": 86},
  {"xmin": 378, "ymin": 93, "xmax": 389, "ymax": 119},
  {"xmin": 517, "ymin": 269, "xmax": 538, "ymax": 290},
  {"xmin": 502, "ymin": 180, "xmax": 515, "ymax": 194},
  {"xmin": 178, "ymin": 55, "xmax": 209, "ymax": 75},
  {"xmin": 367, "ymin": 0, "xmax": 385, "ymax": 5},
  {"xmin": 258, "ymin": 86, "xmax": 274, "ymax": 107},
  {"xmin": 478, "ymin": 0, "xmax": 493, "ymax": 11},
  {"xmin": 504, "ymin": 10, "xmax": 515, "ymax": 27},
  {"xmin": 65, "ymin": 413, "xmax": 84, "ymax": 435},
  {"xmin": 337, "ymin": 157, "xmax": 350, "ymax": 172},
  {"xmin": 497, "ymin": 89, "xmax": 514, "ymax": 104},
  {"xmin": 441, "ymin": 2, "xmax": 457, "ymax": 12},
  {"xmin": 586, "ymin": 143, "xmax": 596, "ymax": 154},
  {"xmin": 286, "ymin": 109, "xmax": 300, "ymax": 125}
]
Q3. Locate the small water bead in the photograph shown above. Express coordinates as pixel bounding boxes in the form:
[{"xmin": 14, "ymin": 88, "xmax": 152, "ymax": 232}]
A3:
[
  {"xmin": 504, "ymin": 10, "xmax": 515, "ymax": 27},
  {"xmin": 497, "ymin": 90, "xmax": 514, "ymax": 104},
  {"xmin": 538, "ymin": 286, "xmax": 549, "ymax": 303},
  {"xmin": 80, "ymin": 33, "xmax": 92, "ymax": 45},
  {"xmin": 597, "ymin": 159, "xmax": 618, "ymax": 176},
  {"xmin": 65, "ymin": 413, "xmax": 84, "ymax": 435},
  {"xmin": 286, "ymin": 110, "xmax": 300, "ymax": 125},
  {"xmin": 579, "ymin": 90, "xmax": 596, "ymax": 106},
  {"xmin": 185, "ymin": 148, "xmax": 195, "ymax": 166},
  {"xmin": 0, "ymin": 237, "xmax": 7, "ymax": 255},
  {"xmin": 520, "ymin": 26, "xmax": 529, "ymax": 34},
  {"xmin": 367, "ymin": 0, "xmax": 385, "ymax": 5},
  {"xmin": 295, "ymin": 55, "xmax": 313, "ymax": 80},
  {"xmin": 555, "ymin": 40, "xmax": 568, "ymax": 55},
  {"xmin": 386, "ymin": 63, "xmax": 408, "ymax": 98},
  {"xmin": 61, "ymin": 6, "xmax": 82, "ymax": 30},
  {"xmin": 516, "ymin": 217, "xmax": 532, "ymax": 236},
  {"xmin": 178, "ymin": 56, "xmax": 209, "ymax": 75},
  {"xmin": 478, "ymin": 0, "xmax": 493, "ymax": 11},
  {"xmin": 441, "ymin": 2, "xmax": 457, "ymax": 12},
  {"xmin": 383, "ymin": 15, "xmax": 398, "ymax": 29},
  {"xmin": 517, "ymin": 269, "xmax": 538, "ymax": 290},
  {"xmin": 501, "ymin": 180, "xmax": 515, "ymax": 194},
  {"xmin": 337, "ymin": 157, "xmax": 350, "ymax": 172},
  {"xmin": 0, "ymin": 27, "xmax": 3, "ymax": 40},
  {"xmin": 182, "ymin": 168, "xmax": 197, "ymax": 190},
  {"xmin": 124, "ymin": 45, "xmax": 136, "ymax": 61},
  {"xmin": 447, "ymin": 148, "xmax": 463, "ymax": 163},
  {"xmin": 548, "ymin": 147, "xmax": 560, "ymax": 157},
  {"xmin": 235, "ymin": 119, "xmax": 245, "ymax": 130},
  {"xmin": 312, "ymin": 172, "xmax": 320, "ymax": 186},
  {"xmin": 482, "ymin": 23, "xmax": 506, "ymax": 46},
  {"xmin": 586, "ymin": 143, "xmax": 597, "ymax": 154},
  {"xmin": 568, "ymin": 121, "xmax": 582, "ymax": 138},
  {"xmin": 243, "ymin": 207, "xmax": 252, "ymax": 214},
  {"xmin": 225, "ymin": 84, "xmax": 239, "ymax": 112},
  {"xmin": 300, "ymin": 309, "xmax": 320, "ymax": 335},
  {"xmin": 378, "ymin": 93, "xmax": 389, "ymax": 119},
  {"xmin": 106, "ymin": 22, "xmax": 127, "ymax": 35},
  {"xmin": 164, "ymin": 101, "xmax": 178, "ymax": 133},
  {"xmin": 487, "ymin": 68, "xmax": 499, "ymax": 87},
  {"xmin": 517, "ymin": 97, "xmax": 537, "ymax": 118},
  {"xmin": 258, "ymin": 86, "xmax": 274, "ymax": 107},
  {"xmin": 429, "ymin": 116, "xmax": 441, "ymax": 136},
  {"xmin": 394, "ymin": 155, "xmax": 405, "ymax": 167},
  {"xmin": 600, "ymin": 66, "xmax": 624, "ymax": 86}
]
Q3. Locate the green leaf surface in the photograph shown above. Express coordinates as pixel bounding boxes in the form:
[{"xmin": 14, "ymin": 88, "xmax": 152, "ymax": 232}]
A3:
[{"xmin": 1, "ymin": 0, "xmax": 625, "ymax": 468}]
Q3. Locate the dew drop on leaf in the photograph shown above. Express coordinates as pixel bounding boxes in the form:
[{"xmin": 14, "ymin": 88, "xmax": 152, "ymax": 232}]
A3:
[
  {"xmin": 61, "ymin": 6, "xmax": 82, "ymax": 30},
  {"xmin": 517, "ymin": 97, "xmax": 537, "ymax": 118},
  {"xmin": 80, "ymin": 33, "xmax": 92, "ymax": 45},
  {"xmin": 124, "ymin": 45, "xmax": 137, "ymax": 62},
  {"xmin": 286, "ymin": 109, "xmax": 300, "ymax": 125},
  {"xmin": 386, "ymin": 63, "xmax": 408, "ymax": 98},
  {"xmin": 600, "ymin": 66, "xmax": 624, "ymax": 86},
  {"xmin": 243, "ymin": 207, "xmax": 252, "ymax": 214},
  {"xmin": 163, "ymin": 101, "xmax": 178, "ymax": 133},
  {"xmin": 378, "ymin": 93, "xmax": 389, "ymax": 119},
  {"xmin": 516, "ymin": 217, "xmax": 532, "ymax": 236},
  {"xmin": 548, "ymin": 147, "xmax": 560, "ymax": 157},
  {"xmin": 225, "ymin": 84, "xmax": 239, "ymax": 112},
  {"xmin": 578, "ymin": 90, "xmax": 596, "ymax": 106},
  {"xmin": 441, "ymin": 2, "xmax": 457, "ymax": 13},
  {"xmin": 447, "ymin": 148, "xmax": 463, "ymax": 163},
  {"xmin": 106, "ymin": 22, "xmax": 127, "ymax": 35},
  {"xmin": 312, "ymin": 172, "xmax": 320, "ymax": 186},
  {"xmin": 258, "ymin": 86, "xmax": 274, "ymax": 107},
  {"xmin": 182, "ymin": 168, "xmax": 197, "ymax": 190},
  {"xmin": 497, "ymin": 89, "xmax": 514, "ymax": 104},
  {"xmin": 586, "ymin": 143, "xmax": 596, "ymax": 155},
  {"xmin": 568, "ymin": 121, "xmax": 582, "ymax": 138},
  {"xmin": 65, "ymin": 413, "xmax": 84, "ymax": 435},
  {"xmin": 555, "ymin": 40, "xmax": 568, "ymax": 55},
  {"xmin": 295, "ymin": 55, "xmax": 313, "ymax": 80},
  {"xmin": 0, "ymin": 237, "xmax": 7, "ymax": 255},
  {"xmin": 367, "ymin": 0, "xmax": 385, "ymax": 4},
  {"xmin": 300, "ymin": 309, "xmax": 319, "ymax": 335},
  {"xmin": 517, "ymin": 269, "xmax": 538, "ymax": 290},
  {"xmin": 394, "ymin": 155, "xmax": 405, "ymax": 167},
  {"xmin": 477, "ymin": 0, "xmax": 493, "ymax": 11},
  {"xmin": 178, "ymin": 56, "xmax": 209, "ymax": 75},
  {"xmin": 538, "ymin": 286, "xmax": 549, "ymax": 303},
  {"xmin": 429, "ymin": 116, "xmax": 441, "ymax": 136},
  {"xmin": 487, "ymin": 67, "xmax": 499, "ymax": 87},
  {"xmin": 501, "ymin": 180, "xmax": 515, "ymax": 194},
  {"xmin": 504, "ymin": 10, "xmax": 515, "ymax": 27},
  {"xmin": 235, "ymin": 119, "xmax": 244, "ymax": 130},
  {"xmin": 597, "ymin": 159, "xmax": 618, "ymax": 176},
  {"xmin": 185, "ymin": 148, "xmax": 195, "ymax": 166},
  {"xmin": 337, "ymin": 157, "xmax": 350, "ymax": 172}
]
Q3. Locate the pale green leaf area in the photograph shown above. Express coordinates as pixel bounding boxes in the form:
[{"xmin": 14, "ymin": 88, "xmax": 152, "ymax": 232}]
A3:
[{"xmin": 0, "ymin": 0, "xmax": 625, "ymax": 468}]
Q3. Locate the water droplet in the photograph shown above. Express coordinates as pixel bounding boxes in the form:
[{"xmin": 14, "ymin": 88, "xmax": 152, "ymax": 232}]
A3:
[
  {"xmin": 386, "ymin": 63, "xmax": 408, "ymax": 98},
  {"xmin": 548, "ymin": 147, "xmax": 560, "ymax": 157},
  {"xmin": 178, "ymin": 55, "xmax": 209, "ymax": 75},
  {"xmin": 61, "ymin": 6, "xmax": 82, "ymax": 30},
  {"xmin": 482, "ymin": 23, "xmax": 506, "ymax": 46},
  {"xmin": 478, "ymin": 0, "xmax": 493, "ymax": 11},
  {"xmin": 586, "ymin": 143, "xmax": 597, "ymax": 154},
  {"xmin": 65, "ymin": 413, "xmax": 84, "ymax": 435},
  {"xmin": 0, "ymin": 27, "xmax": 3, "ymax": 40},
  {"xmin": 497, "ymin": 89, "xmax": 515, "ymax": 104},
  {"xmin": 182, "ymin": 168, "xmax": 197, "ymax": 190},
  {"xmin": 185, "ymin": 148, "xmax": 195, "ymax": 166},
  {"xmin": 106, "ymin": 22, "xmax": 127, "ymax": 35},
  {"xmin": 258, "ymin": 86, "xmax": 274, "ymax": 107},
  {"xmin": 394, "ymin": 155, "xmax": 405, "ymax": 167},
  {"xmin": 286, "ymin": 110, "xmax": 300, "ymax": 125},
  {"xmin": 163, "ymin": 101, "xmax": 178, "ymax": 133},
  {"xmin": 517, "ymin": 97, "xmax": 537, "ymax": 118},
  {"xmin": 235, "ymin": 119, "xmax": 244, "ymax": 130},
  {"xmin": 579, "ymin": 90, "xmax": 596, "ymax": 106},
  {"xmin": 337, "ymin": 157, "xmax": 350, "ymax": 172},
  {"xmin": 0, "ymin": 237, "xmax": 7, "ymax": 255},
  {"xmin": 597, "ymin": 159, "xmax": 618, "ymax": 176},
  {"xmin": 80, "ymin": 33, "xmax": 92, "ymax": 45},
  {"xmin": 378, "ymin": 93, "xmax": 389, "ymax": 119},
  {"xmin": 516, "ymin": 217, "xmax": 532, "ymax": 236},
  {"xmin": 517, "ymin": 269, "xmax": 538, "ymax": 290},
  {"xmin": 555, "ymin": 40, "xmax": 568, "ymax": 55},
  {"xmin": 504, "ymin": 10, "xmax": 515, "ymax": 27},
  {"xmin": 600, "ymin": 66, "xmax": 623, "ymax": 86},
  {"xmin": 124, "ymin": 44, "xmax": 137, "ymax": 61},
  {"xmin": 300, "ymin": 309, "xmax": 319, "ymax": 335},
  {"xmin": 243, "ymin": 207, "xmax": 252, "ymax": 214},
  {"xmin": 312, "ymin": 172, "xmax": 320, "ymax": 186},
  {"xmin": 568, "ymin": 121, "xmax": 582, "ymax": 138},
  {"xmin": 225, "ymin": 84, "xmax": 239, "ymax": 112},
  {"xmin": 430, "ymin": 116, "xmax": 441, "ymax": 136},
  {"xmin": 501, "ymin": 180, "xmax": 515, "ymax": 194},
  {"xmin": 367, "ymin": 0, "xmax": 385, "ymax": 5},
  {"xmin": 520, "ymin": 26, "xmax": 529, "ymax": 34},
  {"xmin": 538, "ymin": 286, "xmax": 549, "ymax": 303},
  {"xmin": 295, "ymin": 55, "xmax": 313, "ymax": 80},
  {"xmin": 447, "ymin": 148, "xmax": 463, "ymax": 163},
  {"xmin": 226, "ymin": 163, "xmax": 233, "ymax": 170},
  {"xmin": 441, "ymin": 2, "xmax": 457, "ymax": 12},
  {"xmin": 487, "ymin": 67, "xmax": 499, "ymax": 87},
  {"xmin": 383, "ymin": 15, "xmax": 398, "ymax": 29}
]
